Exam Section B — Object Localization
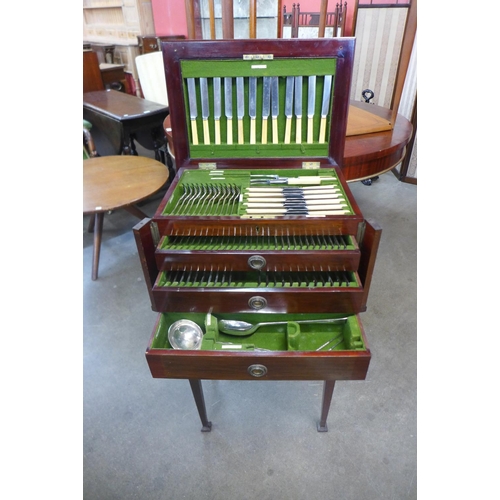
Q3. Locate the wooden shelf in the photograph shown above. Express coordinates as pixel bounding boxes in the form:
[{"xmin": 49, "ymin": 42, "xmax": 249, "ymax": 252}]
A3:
[{"xmin": 84, "ymin": 6, "xmax": 124, "ymax": 9}]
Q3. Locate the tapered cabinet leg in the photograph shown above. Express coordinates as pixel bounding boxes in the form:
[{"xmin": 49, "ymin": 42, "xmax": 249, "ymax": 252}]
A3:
[
  {"xmin": 317, "ymin": 380, "xmax": 336, "ymax": 432},
  {"xmin": 188, "ymin": 379, "xmax": 212, "ymax": 432}
]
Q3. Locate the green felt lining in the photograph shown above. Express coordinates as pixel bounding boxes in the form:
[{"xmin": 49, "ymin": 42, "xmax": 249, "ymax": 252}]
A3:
[
  {"xmin": 180, "ymin": 58, "xmax": 337, "ymax": 157},
  {"xmin": 150, "ymin": 312, "xmax": 366, "ymax": 352},
  {"xmin": 160, "ymin": 168, "xmax": 352, "ymax": 216},
  {"xmin": 159, "ymin": 233, "xmax": 356, "ymax": 251},
  {"xmin": 156, "ymin": 270, "xmax": 359, "ymax": 288}
]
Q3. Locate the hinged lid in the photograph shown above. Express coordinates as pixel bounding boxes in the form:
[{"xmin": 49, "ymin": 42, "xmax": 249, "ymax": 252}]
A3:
[{"xmin": 162, "ymin": 38, "xmax": 355, "ymax": 171}]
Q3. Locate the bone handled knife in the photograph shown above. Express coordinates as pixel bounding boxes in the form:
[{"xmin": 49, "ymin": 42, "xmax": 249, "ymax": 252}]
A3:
[
  {"xmin": 261, "ymin": 76, "xmax": 271, "ymax": 144},
  {"xmin": 271, "ymin": 76, "xmax": 279, "ymax": 144},
  {"xmin": 187, "ymin": 78, "xmax": 198, "ymax": 145},
  {"xmin": 213, "ymin": 77, "xmax": 221, "ymax": 145},
  {"xmin": 245, "ymin": 208, "xmax": 349, "ymax": 215},
  {"xmin": 244, "ymin": 201, "xmax": 347, "ymax": 209},
  {"xmin": 284, "ymin": 76, "xmax": 294, "ymax": 144},
  {"xmin": 307, "ymin": 75, "xmax": 316, "ymax": 144},
  {"xmin": 251, "ymin": 176, "xmax": 335, "ymax": 185},
  {"xmin": 249, "ymin": 76, "xmax": 257, "ymax": 145},
  {"xmin": 224, "ymin": 77, "xmax": 233, "ymax": 145},
  {"xmin": 246, "ymin": 185, "xmax": 341, "ymax": 193},
  {"xmin": 245, "ymin": 195, "xmax": 345, "ymax": 205},
  {"xmin": 294, "ymin": 76, "xmax": 303, "ymax": 144},
  {"xmin": 199, "ymin": 77, "xmax": 210, "ymax": 145},
  {"xmin": 319, "ymin": 74, "xmax": 333, "ymax": 143},
  {"xmin": 236, "ymin": 76, "xmax": 245, "ymax": 145}
]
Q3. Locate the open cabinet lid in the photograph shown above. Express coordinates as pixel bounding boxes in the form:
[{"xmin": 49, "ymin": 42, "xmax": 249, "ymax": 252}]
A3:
[{"xmin": 161, "ymin": 38, "xmax": 355, "ymax": 171}]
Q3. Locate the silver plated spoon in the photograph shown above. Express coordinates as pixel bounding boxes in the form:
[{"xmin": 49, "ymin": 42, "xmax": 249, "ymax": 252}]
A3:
[{"xmin": 218, "ymin": 317, "xmax": 348, "ymax": 336}]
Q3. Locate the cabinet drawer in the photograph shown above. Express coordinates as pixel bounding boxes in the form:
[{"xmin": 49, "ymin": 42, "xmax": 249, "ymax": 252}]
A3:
[
  {"xmin": 146, "ymin": 312, "xmax": 371, "ymax": 381},
  {"xmin": 154, "ymin": 234, "xmax": 360, "ymax": 272},
  {"xmin": 151, "ymin": 270, "xmax": 365, "ymax": 313},
  {"xmin": 152, "ymin": 167, "xmax": 365, "ymax": 237}
]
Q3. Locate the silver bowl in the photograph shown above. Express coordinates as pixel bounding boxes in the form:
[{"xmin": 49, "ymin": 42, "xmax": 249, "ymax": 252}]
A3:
[{"xmin": 168, "ymin": 320, "xmax": 203, "ymax": 350}]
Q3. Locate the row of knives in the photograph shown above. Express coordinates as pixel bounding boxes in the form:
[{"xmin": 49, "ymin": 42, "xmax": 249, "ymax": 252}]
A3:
[{"xmin": 186, "ymin": 74, "xmax": 333, "ymax": 146}]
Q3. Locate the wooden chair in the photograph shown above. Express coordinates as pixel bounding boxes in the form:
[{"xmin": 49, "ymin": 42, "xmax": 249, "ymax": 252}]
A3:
[
  {"xmin": 135, "ymin": 51, "xmax": 175, "ymax": 181},
  {"xmin": 136, "ymin": 52, "xmax": 169, "ymax": 106},
  {"xmin": 288, "ymin": 1, "xmax": 347, "ymax": 39},
  {"xmin": 83, "ymin": 119, "xmax": 98, "ymax": 159}
]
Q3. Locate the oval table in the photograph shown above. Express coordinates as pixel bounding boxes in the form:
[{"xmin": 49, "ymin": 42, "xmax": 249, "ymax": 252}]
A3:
[
  {"xmin": 162, "ymin": 100, "xmax": 413, "ymax": 184},
  {"xmin": 83, "ymin": 156, "xmax": 169, "ymax": 280},
  {"xmin": 343, "ymin": 101, "xmax": 413, "ymax": 183}
]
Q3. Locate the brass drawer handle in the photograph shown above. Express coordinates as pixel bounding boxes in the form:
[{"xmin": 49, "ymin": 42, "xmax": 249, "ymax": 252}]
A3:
[
  {"xmin": 248, "ymin": 364, "xmax": 267, "ymax": 377},
  {"xmin": 248, "ymin": 255, "xmax": 266, "ymax": 270},
  {"xmin": 248, "ymin": 296, "xmax": 267, "ymax": 310}
]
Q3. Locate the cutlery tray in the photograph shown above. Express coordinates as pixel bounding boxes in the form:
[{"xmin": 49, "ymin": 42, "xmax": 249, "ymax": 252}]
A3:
[
  {"xmin": 158, "ymin": 167, "xmax": 354, "ymax": 217},
  {"xmin": 146, "ymin": 312, "xmax": 371, "ymax": 382},
  {"xmin": 180, "ymin": 57, "xmax": 337, "ymax": 158},
  {"xmin": 150, "ymin": 312, "xmax": 366, "ymax": 352}
]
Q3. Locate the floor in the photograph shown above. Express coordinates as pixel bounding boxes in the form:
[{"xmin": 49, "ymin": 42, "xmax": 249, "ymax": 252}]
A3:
[{"xmin": 83, "ymin": 159, "xmax": 417, "ymax": 500}]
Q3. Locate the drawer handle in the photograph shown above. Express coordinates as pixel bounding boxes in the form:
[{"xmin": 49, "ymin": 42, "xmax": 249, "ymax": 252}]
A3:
[
  {"xmin": 248, "ymin": 255, "xmax": 266, "ymax": 270},
  {"xmin": 248, "ymin": 296, "xmax": 267, "ymax": 310},
  {"xmin": 248, "ymin": 364, "xmax": 267, "ymax": 378}
]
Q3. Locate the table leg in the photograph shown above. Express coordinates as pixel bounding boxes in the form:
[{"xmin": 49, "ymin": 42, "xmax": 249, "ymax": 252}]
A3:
[
  {"xmin": 188, "ymin": 379, "xmax": 212, "ymax": 432},
  {"xmin": 317, "ymin": 380, "xmax": 336, "ymax": 432},
  {"xmin": 124, "ymin": 204, "xmax": 149, "ymax": 220},
  {"xmin": 130, "ymin": 135, "xmax": 138, "ymax": 155},
  {"xmin": 88, "ymin": 215, "xmax": 95, "ymax": 233},
  {"xmin": 92, "ymin": 212, "xmax": 104, "ymax": 281},
  {"xmin": 121, "ymin": 136, "xmax": 138, "ymax": 155},
  {"xmin": 152, "ymin": 127, "xmax": 165, "ymax": 163}
]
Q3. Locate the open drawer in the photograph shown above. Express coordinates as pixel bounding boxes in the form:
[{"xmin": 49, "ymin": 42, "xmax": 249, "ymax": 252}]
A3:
[
  {"xmin": 151, "ymin": 269, "xmax": 365, "ymax": 314},
  {"xmin": 154, "ymin": 233, "xmax": 361, "ymax": 273},
  {"xmin": 133, "ymin": 217, "xmax": 381, "ymax": 315},
  {"xmin": 146, "ymin": 311, "xmax": 371, "ymax": 381}
]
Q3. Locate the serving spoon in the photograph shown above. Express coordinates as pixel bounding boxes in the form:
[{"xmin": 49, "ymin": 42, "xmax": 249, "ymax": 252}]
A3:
[{"xmin": 218, "ymin": 317, "xmax": 348, "ymax": 336}]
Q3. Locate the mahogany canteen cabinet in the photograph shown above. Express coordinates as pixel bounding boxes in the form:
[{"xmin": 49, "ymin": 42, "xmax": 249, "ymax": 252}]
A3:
[{"xmin": 133, "ymin": 38, "xmax": 382, "ymax": 432}]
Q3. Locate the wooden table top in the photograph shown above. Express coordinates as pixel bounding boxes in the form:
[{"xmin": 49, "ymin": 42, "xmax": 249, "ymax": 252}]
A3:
[
  {"xmin": 83, "ymin": 89, "xmax": 169, "ymax": 121},
  {"xmin": 83, "ymin": 156, "xmax": 169, "ymax": 214},
  {"xmin": 344, "ymin": 101, "xmax": 412, "ymax": 161}
]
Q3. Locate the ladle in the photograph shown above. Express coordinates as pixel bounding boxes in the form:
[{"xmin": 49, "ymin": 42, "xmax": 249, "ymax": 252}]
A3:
[{"xmin": 218, "ymin": 317, "xmax": 348, "ymax": 336}]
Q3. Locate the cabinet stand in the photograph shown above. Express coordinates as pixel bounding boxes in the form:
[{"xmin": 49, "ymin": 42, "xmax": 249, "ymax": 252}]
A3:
[{"xmin": 188, "ymin": 379, "xmax": 336, "ymax": 432}]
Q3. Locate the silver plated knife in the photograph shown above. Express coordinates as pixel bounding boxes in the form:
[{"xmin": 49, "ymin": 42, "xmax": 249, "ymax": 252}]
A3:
[
  {"xmin": 187, "ymin": 77, "xmax": 199, "ymax": 145},
  {"xmin": 236, "ymin": 76, "xmax": 245, "ymax": 145},
  {"xmin": 213, "ymin": 77, "xmax": 221, "ymax": 145},
  {"xmin": 284, "ymin": 76, "xmax": 294, "ymax": 144},
  {"xmin": 319, "ymin": 74, "xmax": 333, "ymax": 143},
  {"xmin": 294, "ymin": 76, "xmax": 303, "ymax": 144},
  {"xmin": 249, "ymin": 76, "xmax": 257, "ymax": 144},
  {"xmin": 199, "ymin": 77, "xmax": 210, "ymax": 145},
  {"xmin": 271, "ymin": 76, "xmax": 279, "ymax": 144},
  {"xmin": 224, "ymin": 77, "xmax": 233, "ymax": 144},
  {"xmin": 261, "ymin": 76, "xmax": 271, "ymax": 144},
  {"xmin": 307, "ymin": 75, "xmax": 316, "ymax": 144}
]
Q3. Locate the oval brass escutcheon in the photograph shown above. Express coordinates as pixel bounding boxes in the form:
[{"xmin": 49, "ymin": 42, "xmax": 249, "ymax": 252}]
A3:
[
  {"xmin": 248, "ymin": 255, "xmax": 266, "ymax": 270},
  {"xmin": 248, "ymin": 364, "xmax": 267, "ymax": 377},
  {"xmin": 248, "ymin": 296, "xmax": 267, "ymax": 310}
]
